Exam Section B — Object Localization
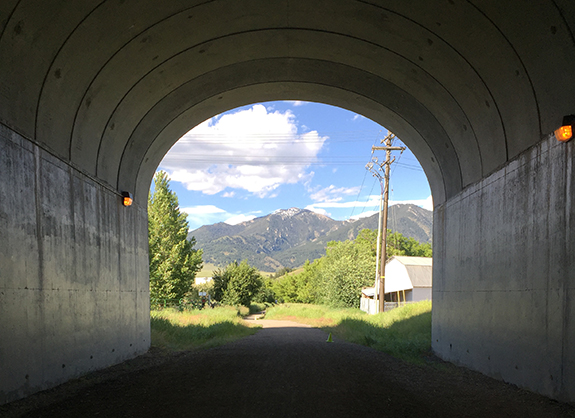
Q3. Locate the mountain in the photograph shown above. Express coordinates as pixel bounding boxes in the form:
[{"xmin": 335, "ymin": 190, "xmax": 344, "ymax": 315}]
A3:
[{"xmin": 189, "ymin": 204, "xmax": 433, "ymax": 272}]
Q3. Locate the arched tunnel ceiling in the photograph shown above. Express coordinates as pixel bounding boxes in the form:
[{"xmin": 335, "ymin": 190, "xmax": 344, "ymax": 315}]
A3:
[{"xmin": 0, "ymin": 0, "xmax": 574, "ymax": 205}]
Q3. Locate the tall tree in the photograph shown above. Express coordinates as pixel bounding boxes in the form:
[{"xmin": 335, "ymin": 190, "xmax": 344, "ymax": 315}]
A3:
[{"xmin": 148, "ymin": 171, "xmax": 203, "ymax": 306}]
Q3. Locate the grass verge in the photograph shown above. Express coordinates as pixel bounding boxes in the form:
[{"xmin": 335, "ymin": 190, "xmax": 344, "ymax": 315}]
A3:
[
  {"xmin": 151, "ymin": 306, "xmax": 260, "ymax": 352},
  {"xmin": 265, "ymin": 301, "xmax": 432, "ymax": 365}
]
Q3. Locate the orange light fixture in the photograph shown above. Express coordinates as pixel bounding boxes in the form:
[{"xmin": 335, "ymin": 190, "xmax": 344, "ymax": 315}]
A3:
[
  {"xmin": 555, "ymin": 115, "xmax": 575, "ymax": 142},
  {"xmin": 121, "ymin": 191, "xmax": 133, "ymax": 207}
]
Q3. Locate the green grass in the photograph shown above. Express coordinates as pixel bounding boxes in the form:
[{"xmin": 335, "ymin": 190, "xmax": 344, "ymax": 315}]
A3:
[
  {"xmin": 150, "ymin": 306, "xmax": 260, "ymax": 351},
  {"xmin": 265, "ymin": 301, "xmax": 432, "ymax": 364}
]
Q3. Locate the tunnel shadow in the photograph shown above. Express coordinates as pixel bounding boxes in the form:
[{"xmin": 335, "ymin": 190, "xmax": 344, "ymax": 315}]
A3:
[
  {"xmin": 150, "ymin": 316, "xmax": 259, "ymax": 351},
  {"xmin": 323, "ymin": 310, "xmax": 432, "ymax": 364}
]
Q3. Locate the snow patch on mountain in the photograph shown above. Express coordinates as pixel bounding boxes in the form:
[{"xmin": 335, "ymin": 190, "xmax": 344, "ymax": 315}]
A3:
[{"xmin": 273, "ymin": 207, "xmax": 304, "ymax": 217}]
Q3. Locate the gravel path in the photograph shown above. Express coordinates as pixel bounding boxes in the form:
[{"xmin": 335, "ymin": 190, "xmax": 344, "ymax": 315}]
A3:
[{"xmin": 3, "ymin": 319, "xmax": 575, "ymax": 417}]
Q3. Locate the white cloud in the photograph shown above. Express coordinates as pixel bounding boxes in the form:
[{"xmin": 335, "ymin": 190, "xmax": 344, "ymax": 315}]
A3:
[
  {"xmin": 388, "ymin": 195, "xmax": 434, "ymax": 211},
  {"xmin": 284, "ymin": 100, "xmax": 307, "ymax": 107},
  {"xmin": 182, "ymin": 205, "xmax": 228, "ymax": 230},
  {"xmin": 350, "ymin": 210, "xmax": 378, "ymax": 220},
  {"xmin": 182, "ymin": 205, "xmax": 263, "ymax": 230},
  {"xmin": 306, "ymin": 194, "xmax": 434, "ymax": 220},
  {"xmin": 306, "ymin": 194, "xmax": 380, "ymax": 211},
  {"xmin": 310, "ymin": 185, "xmax": 360, "ymax": 203},
  {"xmin": 181, "ymin": 205, "xmax": 226, "ymax": 215},
  {"xmin": 423, "ymin": 195, "xmax": 434, "ymax": 211},
  {"xmin": 160, "ymin": 104, "xmax": 327, "ymax": 197},
  {"xmin": 307, "ymin": 207, "xmax": 331, "ymax": 217},
  {"xmin": 352, "ymin": 114, "xmax": 365, "ymax": 121},
  {"xmin": 225, "ymin": 214, "xmax": 257, "ymax": 225}
]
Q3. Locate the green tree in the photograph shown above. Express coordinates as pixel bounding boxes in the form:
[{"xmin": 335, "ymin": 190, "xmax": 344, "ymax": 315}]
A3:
[
  {"xmin": 148, "ymin": 171, "xmax": 203, "ymax": 306},
  {"xmin": 353, "ymin": 228, "xmax": 432, "ymax": 258},
  {"xmin": 276, "ymin": 259, "xmax": 321, "ymax": 303},
  {"xmin": 387, "ymin": 231, "xmax": 432, "ymax": 257},
  {"xmin": 317, "ymin": 239, "xmax": 375, "ymax": 308},
  {"xmin": 212, "ymin": 260, "xmax": 264, "ymax": 306},
  {"xmin": 253, "ymin": 277, "xmax": 277, "ymax": 304}
]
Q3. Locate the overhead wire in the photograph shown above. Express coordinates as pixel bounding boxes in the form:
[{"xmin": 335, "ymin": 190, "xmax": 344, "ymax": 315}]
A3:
[
  {"xmin": 361, "ymin": 177, "xmax": 378, "ymax": 216},
  {"xmin": 162, "ymin": 157, "xmax": 378, "ymax": 166},
  {"xmin": 176, "ymin": 129, "xmax": 388, "ymax": 144},
  {"xmin": 163, "ymin": 129, "xmax": 424, "ymax": 222},
  {"xmin": 350, "ymin": 131, "xmax": 386, "ymax": 219}
]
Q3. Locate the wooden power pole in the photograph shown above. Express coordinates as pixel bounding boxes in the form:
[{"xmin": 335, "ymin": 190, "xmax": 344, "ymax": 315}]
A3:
[{"xmin": 367, "ymin": 132, "xmax": 405, "ymax": 313}]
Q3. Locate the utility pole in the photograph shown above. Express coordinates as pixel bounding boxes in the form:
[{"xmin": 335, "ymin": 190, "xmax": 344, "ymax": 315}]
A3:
[
  {"xmin": 367, "ymin": 132, "xmax": 405, "ymax": 313},
  {"xmin": 366, "ymin": 161, "xmax": 384, "ymax": 311}
]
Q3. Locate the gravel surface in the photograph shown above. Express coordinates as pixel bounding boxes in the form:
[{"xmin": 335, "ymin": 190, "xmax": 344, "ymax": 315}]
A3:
[{"xmin": 2, "ymin": 319, "xmax": 575, "ymax": 417}]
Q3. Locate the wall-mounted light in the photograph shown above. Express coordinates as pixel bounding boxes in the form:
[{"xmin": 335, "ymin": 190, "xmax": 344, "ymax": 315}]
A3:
[
  {"xmin": 555, "ymin": 115, "xmax": 575, "ymax": 142},
  {"xmin": 121, "ymin": 191, "xmax": 133, "ymax": 207}
]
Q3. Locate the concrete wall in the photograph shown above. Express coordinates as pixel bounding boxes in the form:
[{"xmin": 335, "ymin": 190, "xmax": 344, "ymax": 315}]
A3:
[
  {"xmin": 432, "ymin": 134, "xmax": 575, "ymax": 401},
  {"xmin": 0, "ymin": 124, "xmax": 150, "ymax": 404}
]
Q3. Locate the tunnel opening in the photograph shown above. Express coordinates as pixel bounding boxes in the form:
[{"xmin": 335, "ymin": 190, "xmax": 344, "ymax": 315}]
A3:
[{"xmin": 147, "ymin": 100, "xmax": 433, "ymax": 314}]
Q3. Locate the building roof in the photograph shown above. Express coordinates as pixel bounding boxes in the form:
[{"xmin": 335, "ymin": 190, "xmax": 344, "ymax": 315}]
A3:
[
  {"xmin": 385, "ymin": 256, "xmax": 433, "ymax": 291},
  {"xmin": 389, "ymin": 256, "xmax": 432, "ymax": 267},
  {"xmin": 404, "ymin": 265, "xmax": 432, "ymax": 288}
]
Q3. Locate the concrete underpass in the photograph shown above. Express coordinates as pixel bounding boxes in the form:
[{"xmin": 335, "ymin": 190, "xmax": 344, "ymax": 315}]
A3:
[{"xmin": 0, "ymin": 0, "xmax": 574, "ymax": 404}]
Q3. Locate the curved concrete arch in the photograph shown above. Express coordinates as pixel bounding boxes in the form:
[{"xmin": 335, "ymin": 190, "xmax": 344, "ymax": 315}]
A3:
[
  {"xmin": 118, "ymin": 64, "xmax": 455, "ymax": 202},
  {"xmin": 134, "ymin": 81, "xmax": 446, "ymax": 205},
  {"xmin": 0, "ymin": 0, "xmax": 557, "ymax": 209},
  {"xmin": 88, "ymin": 29, "xmax": 480, "ymax": 193},
  {"xmin": 4, "ymin": 3, "xmax": 516, "ymax": 189},
  {"xmin": 2, "ymin": 0, "xmax": 575, "ymax": 405},
  {"xmin": 0, "ymin": 0, "xmax": 104, "ymax": 139},
  {"xmin": 0, "ymin": 0, "xmax": 569, "ymax": 178}
]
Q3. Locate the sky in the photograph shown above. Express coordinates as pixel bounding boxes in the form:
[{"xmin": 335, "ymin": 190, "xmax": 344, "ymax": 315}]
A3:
[{"xmin": 157, "ymin": 101, "xmax": 432, "ymax": 231}]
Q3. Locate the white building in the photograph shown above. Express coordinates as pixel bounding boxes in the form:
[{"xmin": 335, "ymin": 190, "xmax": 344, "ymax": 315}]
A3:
[
  {"xmin": 384, "ymin": 256, "xmax": 432, "ymax": 302},
  {"xmin": 361, "ymin": 256, "xmax": 432, "ymax": 313}
]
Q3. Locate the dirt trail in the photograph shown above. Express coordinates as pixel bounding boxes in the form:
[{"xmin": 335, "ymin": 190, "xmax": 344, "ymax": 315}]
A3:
[{"xmin": 3, "ymin": 319, "xmax": 575, "ymax": 417}]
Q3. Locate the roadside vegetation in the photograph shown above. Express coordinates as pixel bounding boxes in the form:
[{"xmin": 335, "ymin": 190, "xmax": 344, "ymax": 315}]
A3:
[
  {"xmin": 146, "ymin": 172, "xmax": 433, "ymax": 364},
  {"xmin": 269, "ymin": 229, "xmax": 432, "ymax": 308},
  {"xmin": 150, "ymin": 301, "xmax": 432, "ymax": 365},
  {"xmin": 150, "ymin": 306, "xmax": 259, "ymax": 351},
  {"xmin": 147, "ymin": 171, "xmax": 432, "ymax": 356},
  {"xmin": 265, "ymin": 301, "xmax": 432, "ymax": 364}
]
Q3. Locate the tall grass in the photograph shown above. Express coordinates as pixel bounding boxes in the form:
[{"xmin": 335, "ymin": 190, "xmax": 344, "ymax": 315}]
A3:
[
  {"xmin": 151, "ymin": 306, "xmax": 260, "ymax": 351},
  {"xmin": 265, "ymin": 301, "xmax": 432, "ymax": 364}
]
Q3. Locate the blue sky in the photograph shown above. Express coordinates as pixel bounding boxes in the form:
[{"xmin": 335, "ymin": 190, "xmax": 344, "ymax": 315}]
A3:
[{"xmin": 157, "ymin": 101, "xmax": 432, "ymax": 231}]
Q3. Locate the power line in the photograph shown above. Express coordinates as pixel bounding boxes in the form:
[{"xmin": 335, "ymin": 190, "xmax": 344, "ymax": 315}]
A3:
[
  {"xmin": 360, "ymin": 177, "xmax": 378, "ymax": 215},
  {"xmin": 176, "ymin": 130, "xmax": 389, "ymax": 144},
  {"xmin": 349, "ymin": 131, "xmax": 385, "ymax": 219},
  {"xmin": 348, "ymin": 168, "xmax": 368, "ymax": 219},
  {"xmin": 161, "ymin": 159, "xmax": 375, "ymax": 166}
]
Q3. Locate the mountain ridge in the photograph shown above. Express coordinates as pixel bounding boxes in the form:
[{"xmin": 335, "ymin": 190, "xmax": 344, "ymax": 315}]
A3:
[{"xmin": 189, "ymin": 204, "xmax": 432, "ymax": 272}]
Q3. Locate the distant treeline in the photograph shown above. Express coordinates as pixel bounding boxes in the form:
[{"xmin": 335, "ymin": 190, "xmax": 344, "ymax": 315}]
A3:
[{"xmin": 210, "ymin": 228, "xmax": 431, "ymax": 309}]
